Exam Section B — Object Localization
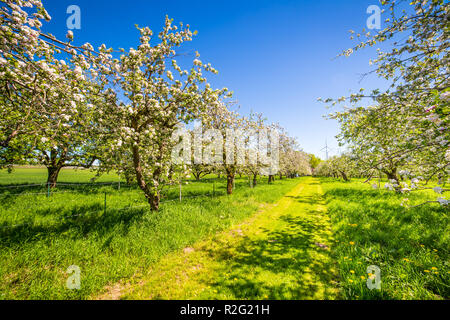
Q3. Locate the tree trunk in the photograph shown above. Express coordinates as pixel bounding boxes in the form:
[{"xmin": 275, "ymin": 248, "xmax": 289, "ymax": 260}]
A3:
[
  {"xmin": 383, "ymin": 168, "xmax": 401, "ymax": 192},
  {"xmin": 132, "ymin": 144, "xmax": 161, "ymax": 211},
  {"xmin": 147, "ymin": 192, "xmax": 160, "ymax": 211},
  {"xmin": 340, "ymin": 171, "xmax": 349, "ymax": 182},
  {"xmin": 46, "ymin": 165, "xmax": 62, "ymax": 188},
  {"xmin": 168, "ymin": 166, "xmax": 173, "ymax": 181},
  {"xmin": 385, "ymin": 171, "xmax": 399, "ymax": 184},
  {"xmin": 253, "ymin": 174, "xmax": 257, "ymax": 187},
  {"xmin": 227, "ymin": 174, "xmax": 234, "ymax": 195},
  {"xmin": 279, "ymin": 172, "xmax": 282, "ymax": 179},
  {"xmin": 268, "ymin": 175, "xmax": 274, "ymax": 183},
  {"xmin": 125, "ymin": 172, "xmax": 133, "ymax": 185}
]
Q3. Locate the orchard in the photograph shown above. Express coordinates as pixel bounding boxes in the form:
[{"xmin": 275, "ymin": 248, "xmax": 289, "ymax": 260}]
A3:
[{"xmin": 0, "ymin": 0, "xmax": 448, "ymax": 303}]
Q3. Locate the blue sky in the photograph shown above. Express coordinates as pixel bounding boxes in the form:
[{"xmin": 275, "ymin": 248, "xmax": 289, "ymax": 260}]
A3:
[{"xmin": 41, "ymin": 0, "xmax": 389, "ymax": 158}]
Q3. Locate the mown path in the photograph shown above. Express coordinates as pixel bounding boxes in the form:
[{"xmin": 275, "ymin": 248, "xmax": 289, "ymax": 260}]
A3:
[{"xmin": 101, "ymin": 177, "xmax": 339, "ymax": 299}]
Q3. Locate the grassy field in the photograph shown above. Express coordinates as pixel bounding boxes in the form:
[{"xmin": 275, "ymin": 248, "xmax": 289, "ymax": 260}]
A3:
[
  {"xmin": 0, "ymin": 167, "xmax": 300, "ymax": 299},
  {"xmin": 121, "ymin": 177, "xmax": 339, "ymax": 300},
  {"xmin": 0, "ymin": 167, "xmax": 120, "ymax": 185},
  {"xmin": 112, "ymin": 177, "xmax": 449, "ymax": 300},
  {"xmin": 0, "ymin": 168, "xmax": 448, "ymax": 300},
  {"xmin": 321, "ymin": 178, "xmax": 449, "ymax": 300}
]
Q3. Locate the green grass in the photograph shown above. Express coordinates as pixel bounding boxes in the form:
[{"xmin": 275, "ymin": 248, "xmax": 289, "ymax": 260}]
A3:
[
  {"xmin": 0, "ymin": 167, "xmax": 120, "ymax": 185},
  {"xmin": 122, "ymin": 177, "xmax": 339, "ymax": 300},
  {"xmin": 0, "ymin": 167, "xmax": 300, "ymax": 299},
  {"xmin": 1, "ymin": 168, "xmax": 448, "ymax": 300},
  {"xmin": 320, "ymin": 177, "xmax": 449, "ymax": 300}
]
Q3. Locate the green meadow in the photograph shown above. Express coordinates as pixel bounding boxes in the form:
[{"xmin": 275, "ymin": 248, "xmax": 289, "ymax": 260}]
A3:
[
  {"xmin": 321, "ymin": 178, "xmax": 449, "ymax": 300},
  {"xmin": 0, "ymin": 167, "xmax": 120, "ymax": 185},
  {"xmin": 0, "ymin": 167, "xmax": 299, "ymax": 299},
  {"xmin": 0, "ymin": 168, "xmax": 448, "ymax": 300}
]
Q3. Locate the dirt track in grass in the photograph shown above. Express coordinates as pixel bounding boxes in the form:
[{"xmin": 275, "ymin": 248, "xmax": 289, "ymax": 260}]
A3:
[{"xmin": 98, "ymin": 177, "xmax": 339, "ymax": 300}]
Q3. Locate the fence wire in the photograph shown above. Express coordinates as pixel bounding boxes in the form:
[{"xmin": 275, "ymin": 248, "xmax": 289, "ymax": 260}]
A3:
[
  {"xmin": 0, "ymin": 175, "xmax": 255, "ymax": 231},
  {"xmin": 0, "ymin": 191, "xmax": 217, "ymax": 231},
  {"xmin": 0, "ymin": 175, "xmax": 270, "ymax": 231}
]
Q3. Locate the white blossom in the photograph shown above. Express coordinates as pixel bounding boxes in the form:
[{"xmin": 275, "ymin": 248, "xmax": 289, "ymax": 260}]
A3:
[{"xmin": 433, "ymin": 186, "xmax": 443, "ymax": 194}]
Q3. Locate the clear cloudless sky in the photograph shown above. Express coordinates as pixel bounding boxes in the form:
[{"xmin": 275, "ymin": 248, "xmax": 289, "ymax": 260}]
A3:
[{"xmin": 41, "ymin": 0, "xmax": 390, "ymax": 158}]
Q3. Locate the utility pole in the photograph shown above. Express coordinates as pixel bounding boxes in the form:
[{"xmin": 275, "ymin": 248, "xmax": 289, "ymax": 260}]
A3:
[{"xmin": 321, "ymin": 139, "xmax": 330, "ymax": 160}]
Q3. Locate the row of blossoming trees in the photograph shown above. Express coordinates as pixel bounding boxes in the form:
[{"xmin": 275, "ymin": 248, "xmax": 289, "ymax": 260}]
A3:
[
  {"xmin": 0, "ymin": 0, "xmax": 312, "ymax": 210},
  {"xmin": 316, "ymin": 0, "xmax": 448, "ymax": 206}
]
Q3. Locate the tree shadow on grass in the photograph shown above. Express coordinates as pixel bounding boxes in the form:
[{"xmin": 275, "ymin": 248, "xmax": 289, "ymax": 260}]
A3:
[
  {"xmin": 285, "ymin": 196, "xmax": 321, "ymax": 206},
  {"xmin": 194, "ymin": 183, "xmax": 406, "ymax": 300},
  {"xmin": 202, "ymin": 204, "xmax": 340, "ymax": 299}
]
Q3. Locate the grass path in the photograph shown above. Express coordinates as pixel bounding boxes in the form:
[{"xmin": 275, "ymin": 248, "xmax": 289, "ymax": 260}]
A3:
[{"xmin": 103, "ymin": 177, "xmax": 339, "ymax": 300}]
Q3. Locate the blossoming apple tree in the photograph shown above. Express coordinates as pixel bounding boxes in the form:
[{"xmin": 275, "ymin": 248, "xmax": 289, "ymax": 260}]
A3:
[
  {"xmin": 321, "ymin": 0, "xmax": 448, "ymax": 202},
  {"xmin": 96, "ymin": 17, "xmax": 228, "ymax": 210},
  {"xmin": 0, "ymin": 0, "xmax": 113, "ymax": 186}
]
